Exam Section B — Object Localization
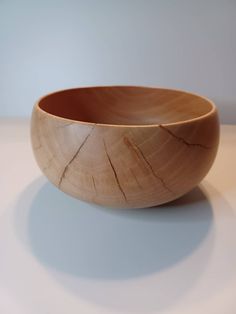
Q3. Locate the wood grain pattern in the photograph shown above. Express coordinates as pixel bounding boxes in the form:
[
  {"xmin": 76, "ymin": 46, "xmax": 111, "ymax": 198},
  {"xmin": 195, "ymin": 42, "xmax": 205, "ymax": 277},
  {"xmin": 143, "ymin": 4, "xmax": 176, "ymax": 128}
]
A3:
[{"xmin": 31, "ymin": 86, "xmax": 219, "ymax": 208}]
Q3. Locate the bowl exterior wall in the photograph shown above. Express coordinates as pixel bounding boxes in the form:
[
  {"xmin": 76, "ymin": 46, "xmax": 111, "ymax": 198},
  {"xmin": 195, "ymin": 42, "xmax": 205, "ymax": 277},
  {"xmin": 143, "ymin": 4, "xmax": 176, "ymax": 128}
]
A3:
[{"xmin": 31, "ymin": 106, "xmax": 219, "ymax": 208}]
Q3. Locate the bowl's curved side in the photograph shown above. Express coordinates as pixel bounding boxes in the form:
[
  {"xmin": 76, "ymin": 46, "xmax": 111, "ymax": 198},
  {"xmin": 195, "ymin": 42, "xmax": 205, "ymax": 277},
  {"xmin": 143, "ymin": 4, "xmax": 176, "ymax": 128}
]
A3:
[
  {"xmin": 31, "ymin": 105, "xmax": 219, "ymax": 209},
  {"xmin": 155, "ymin": 108, "xmax": 220, "ymax": 199}
]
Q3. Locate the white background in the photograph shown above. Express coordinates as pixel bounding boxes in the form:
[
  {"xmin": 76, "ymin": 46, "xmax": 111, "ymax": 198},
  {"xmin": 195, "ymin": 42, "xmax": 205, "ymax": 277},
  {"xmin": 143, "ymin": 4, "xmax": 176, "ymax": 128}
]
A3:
[{"xmin": 1, "ymin": 0, "xmax": 236, "ymax": 123}]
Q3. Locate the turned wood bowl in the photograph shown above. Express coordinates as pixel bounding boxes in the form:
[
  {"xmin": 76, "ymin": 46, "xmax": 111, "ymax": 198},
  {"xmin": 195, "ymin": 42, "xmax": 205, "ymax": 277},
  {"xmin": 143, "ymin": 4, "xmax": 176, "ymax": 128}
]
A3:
[{"xmin": 31, "ymin": 86, "xmax": 219, "ymax": 209}]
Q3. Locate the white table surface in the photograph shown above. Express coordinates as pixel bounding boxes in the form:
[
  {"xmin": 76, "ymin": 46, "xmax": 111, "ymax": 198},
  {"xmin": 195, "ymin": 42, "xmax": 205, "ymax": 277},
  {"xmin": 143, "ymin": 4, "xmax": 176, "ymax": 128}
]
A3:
[{"xmin": 0, "ymin": 119, "xmax": 235, "ymax": 314}]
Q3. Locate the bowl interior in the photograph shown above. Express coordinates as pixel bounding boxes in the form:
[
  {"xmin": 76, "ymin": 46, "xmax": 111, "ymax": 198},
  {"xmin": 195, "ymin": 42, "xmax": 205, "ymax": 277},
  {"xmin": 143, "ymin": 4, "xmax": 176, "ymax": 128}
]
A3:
[{"xmin": 38, "ymin": 86, "xmax": 213, "ymax": 125}]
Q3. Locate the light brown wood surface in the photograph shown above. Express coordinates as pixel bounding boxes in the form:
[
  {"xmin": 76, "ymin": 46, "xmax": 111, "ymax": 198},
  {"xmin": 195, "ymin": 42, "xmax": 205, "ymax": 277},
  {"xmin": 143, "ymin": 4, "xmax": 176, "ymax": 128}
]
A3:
[{"xmin": 31, "ymin": 86, "xmax": 219, "ymax": 208}]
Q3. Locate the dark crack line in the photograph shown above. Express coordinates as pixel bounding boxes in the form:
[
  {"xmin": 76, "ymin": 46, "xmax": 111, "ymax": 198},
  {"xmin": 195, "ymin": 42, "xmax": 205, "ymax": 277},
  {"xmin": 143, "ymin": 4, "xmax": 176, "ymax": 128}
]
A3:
[
  {"xmin": 103, "ymin": 140, "xmax": 128, "ymax": 202},
  {"xmin": 159, "ymin": 125, "xmax": 211, "ymax": 149},
  {"xmin": 92, "ymin": 175, "xmax": 97, "ymax": 195},
  {"xmin": 58, "ymin": 125, "xmax": 95, "ymax": 187},
  {"xmin": 130, "ymin": 168, "xmax": 142, "ymax": 189},
  {"xmin": 124, "ymin": 137, "xmax": 173, "ymax": 194}
]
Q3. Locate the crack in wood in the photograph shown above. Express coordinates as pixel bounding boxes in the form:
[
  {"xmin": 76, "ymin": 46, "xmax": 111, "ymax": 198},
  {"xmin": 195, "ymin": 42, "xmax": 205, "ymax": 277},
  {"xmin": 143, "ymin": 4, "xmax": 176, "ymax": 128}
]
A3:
[
  {"xmin": 124, "ymin": 136, "xmax": 173, "ymax": 194},
  {"xmin": 103, "ymin": 140, "xmax": 128, "ymax": 202},
  {"xmin": 159, "ymin": 125, "xmax": 211, "ymax": 149},
  {"xmin": 92, "ymin": 175, "xmax": 97, "ymax": 195},
  {"xmin": 58, "ymin": 125, "xmax": 96, "ymax": 187},
  {"xmin": 130, "ymin": 168, "xmax": 142, "ymax": 189}
]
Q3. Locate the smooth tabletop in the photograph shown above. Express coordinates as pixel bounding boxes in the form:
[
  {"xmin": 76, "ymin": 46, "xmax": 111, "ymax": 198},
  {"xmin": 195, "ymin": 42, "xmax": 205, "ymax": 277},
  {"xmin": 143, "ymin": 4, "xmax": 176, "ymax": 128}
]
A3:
[{"xmin": 0, "ymin": 119, "xmax": 235, "ymax": 314}]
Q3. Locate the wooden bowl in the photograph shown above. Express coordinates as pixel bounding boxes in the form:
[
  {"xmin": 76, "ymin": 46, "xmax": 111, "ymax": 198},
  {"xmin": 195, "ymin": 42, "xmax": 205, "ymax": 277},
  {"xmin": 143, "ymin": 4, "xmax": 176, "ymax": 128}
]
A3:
[{"xmin": 31, "ymin": 86, "xmax": 219, "ymax": 209}]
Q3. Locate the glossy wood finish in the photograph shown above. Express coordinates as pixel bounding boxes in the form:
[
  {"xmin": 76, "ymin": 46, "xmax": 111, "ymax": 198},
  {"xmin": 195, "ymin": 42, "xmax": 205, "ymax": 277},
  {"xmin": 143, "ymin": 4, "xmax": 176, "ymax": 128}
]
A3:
[{"xmin": 31, "ymin": 86, "xmax": 219, "ymax": 208}]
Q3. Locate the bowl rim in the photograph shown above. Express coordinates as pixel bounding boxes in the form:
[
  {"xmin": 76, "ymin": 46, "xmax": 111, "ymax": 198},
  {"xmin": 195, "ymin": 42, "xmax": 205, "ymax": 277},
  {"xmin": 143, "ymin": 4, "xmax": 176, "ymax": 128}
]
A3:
[{"xmin": 35, "ymin": 85, "xmax": 217, "ymax": 127}]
